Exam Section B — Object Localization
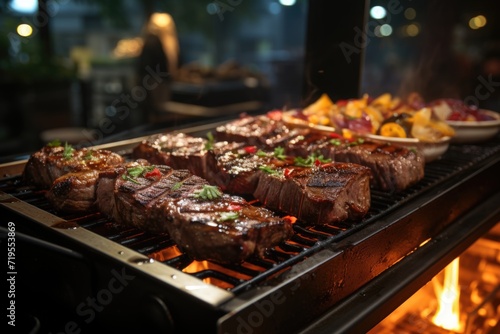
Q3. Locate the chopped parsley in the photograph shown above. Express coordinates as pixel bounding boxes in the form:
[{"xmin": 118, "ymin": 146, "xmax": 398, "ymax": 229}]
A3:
[
  {"xmin": 258, "ymin": 165, "xmax": 281, "ymax": 176},
  {"xmin": 172, "ymin": 181, "xmax": 183, "ymax": 191},
  {"xmin": 273, "ymin": 146, "xmax": 287, "ymax": 160},
  {"xmin": 121, "ymin": 165, "xmax": 157, "ymax": 183},
  {"xmin": 256, "ymin": 149, "xmax": 267, "ymax": 157},
  {"xmin": 294, "ymin": 152, "xmax": 331, "ymax": 167},
  {"xmin": 348, "ymin": 138, "xmax": 365, "ymax": 146},
  {"xmin": 63, "ymin": 142, "xmax": 74, "ymax": 160},
  {"xmin": 194, "ymin": 185, "xmax": 222, "ymax": 200},
  {"xmin": 47, "ymin": 139, "xmax": 62, "ymax": 147},
  {"xmin": 84, "ymin": 150, "xmax": 95, "ymax": 160},
  {"xmin": 219, "ymin": 211, "xmax": 239, "ymax": 221},
  {"xmin": 205, "ymin": 132, "xmax": 214, "ymax": 150}
]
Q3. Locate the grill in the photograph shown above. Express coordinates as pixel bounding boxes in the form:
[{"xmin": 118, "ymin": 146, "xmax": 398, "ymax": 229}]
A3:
[{"xmin": 1, "ymin": 123, "xmax": 500, "ymax": 333}]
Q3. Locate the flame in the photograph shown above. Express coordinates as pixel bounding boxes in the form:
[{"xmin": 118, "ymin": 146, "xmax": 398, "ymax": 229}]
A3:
[{"xmin": 431, "ymin": 257, "xmax": 463, "ymax": 332}]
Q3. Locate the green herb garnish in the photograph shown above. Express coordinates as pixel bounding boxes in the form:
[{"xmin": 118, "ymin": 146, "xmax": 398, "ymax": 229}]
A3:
[
  {"xmin": 347, "ymin": 138, "xmax": 365, "ymax": 146},
  {"xmin": 219, "ymin": 211, "xmax": 239, "ymax": 221},
  {"xmin": 294, "ymin": 152, "xmax": 331, "ymax": 167},
  {"xmin": 121, "ymin": 165, "xmax": 156, "ymax": 184},
  {"xmin": 273, "ymin": 146, "xmax": 287, "ymax": 160},
  {"xmin": 84, "ymin": 150, "xmax": 95, "ymax": 160},
  {"xmin": 172, "ymin": 182, "xmax": 183, "ymax": 191},
  {"xmin": 121, "ymin": 174, "xmax": 141, "ymax": 184},
  {"xmin": 258, "ymin": 165, "xmax": 281, "ymax": 175},
  {"xmin": 194, "ymin": 185, "xmax": 222, "ymax": 200},
  {"xmin": 256, "ymin": 149, "xmax": 267, "ymax": 157},
  {"xmin": 47, "ymin": 139, "xmax": 62, "ymax": 147},
  {"xmin": 329, "ymin": 139, "xmax": 341, "ymax": 146},
  {"xmin": 63, "ymin": 142, "xmax": 74, "ymax": 160},
  {"xmin": 205, "ymin": 132, "xmax": 214, "ymax": 150}
]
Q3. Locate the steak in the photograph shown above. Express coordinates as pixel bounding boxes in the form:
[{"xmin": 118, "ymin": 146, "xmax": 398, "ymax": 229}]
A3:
[
  {"xmin": 132, "ymin": 133, "xmax": 208, "ymax": 177},
  {"xmin": 285, "ymin": 132, "xmax": 425, "ymax": 192},
  {"xmin": 333, "ymin": 141, "xmax": 425, "ymax": 192},
  {"xmin": 95, "ymin": 164, "xmax": 294, "ymax": 263},
  {"xmin": 204, "ymin": 143, "xmax": 293, "ymax": 195},
  {"xmin": 46, "ymin": 170, "xmax": 101, "ymax": 212},
  {"xmin": 23, "ymin": 143, "xmax": 124, "ymax": 189},
  {"xmin": 253, "ymin": 162, "xmax": 371, "ymax": 225},
  {"xmin": 214, "ymin": 113, "xmax": 308, "ymax": 149},
  {"xmin": 215, "ymin": 114, "xmax": 424, "ymax": 192}
]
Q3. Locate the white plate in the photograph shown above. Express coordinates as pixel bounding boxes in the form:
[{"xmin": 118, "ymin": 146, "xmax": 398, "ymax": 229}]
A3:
[
  {"xmin": 361, "ymin": 134, "xmax": 451, "ymax": 163},
  {"xmin": 446, "ymin": 110, "xmax": 500, "ymax": 144}
]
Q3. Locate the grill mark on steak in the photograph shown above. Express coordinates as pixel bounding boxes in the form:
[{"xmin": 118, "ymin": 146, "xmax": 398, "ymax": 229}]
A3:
[
  {"xmin": 284, "ymin": 132, "xmax": 425, "ymax": 192},
  {"xmin": 215, "ymin": 114, "xmax": 308, "ymax": 149},
  {"xmin": 253, "ymin": 163, "xmax": 371, "ymax": 225},
  {"xmin": 132, "ymin": 133, "xmax": 209, "ymax": 177},
  {"xmin": 204, "ymin": 143, "xmax": 292, "ymax": 195},
  {"xmin": 96, "ymin": 164, "xmax": 294, "ymax": 263}
]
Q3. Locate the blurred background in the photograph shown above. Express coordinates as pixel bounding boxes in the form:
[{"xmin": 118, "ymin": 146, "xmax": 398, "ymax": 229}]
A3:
[{"xmin": 1, "ymin": 0, "xmax": 499, "ymax": 159}]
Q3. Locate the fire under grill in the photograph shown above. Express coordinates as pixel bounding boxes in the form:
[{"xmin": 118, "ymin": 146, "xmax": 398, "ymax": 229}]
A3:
[{"xmin": 1, "ymin": 126, "xmax": 500, "ymax": 334}]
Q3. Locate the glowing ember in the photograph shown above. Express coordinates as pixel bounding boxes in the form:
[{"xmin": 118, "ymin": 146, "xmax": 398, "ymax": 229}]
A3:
[{"xmin": 431, "ymin": 258, "xmax": 463, "ymax": 332}]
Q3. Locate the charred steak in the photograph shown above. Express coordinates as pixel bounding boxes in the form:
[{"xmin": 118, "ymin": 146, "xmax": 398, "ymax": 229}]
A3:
[
  {"xmin": 215, "ymin": 113, "xmax": 308, "ymax": 149},
  {"xmin": 253, "ymin": 162, "xmax": 371, "ymax": 225},
  {"xmin": 23, "ymin": 143, "xmax": 124, "ymax": 189},
  {"xmin": 95, "ymin": 164, "xmax": 294, "ymax": 263},
  {"xmin": 132, "ymin": 133, "xmax": 208, "ymax": 177},
  {"xmin": 285, "ymin": 132, "xmax": 424, "ymax": 192},
  {"xmin": 214, "ymin": 114, "xmax": 425, "ymax": 192}
]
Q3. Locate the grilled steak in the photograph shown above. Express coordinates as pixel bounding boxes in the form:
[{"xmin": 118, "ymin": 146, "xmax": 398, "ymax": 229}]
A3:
[
  {"xmin": 46, "ymin": 170, "xmax": 101, "ymax": 212},
  {"xmin": 95, "ymin": 164, "xmax": 294, "ymax": 263},
  {"xmin": 253, "ymin": 162, "xmax": 371, "ymax": 225},
  {"xmin": 215, "ymin": 114, "xmax": 424, "ymax": 192},
  {"xmin": 204, "ymin": 143, "xmax": 293, "ymax": 195},
  {"xmin": 23, "ymin": 144, "xmax": 124, "ymax": 189},
  {"xmin": 132, "ymin": 133, "xmax": 208, "ymax": 177},
  {"xmin": 284, "ymin": 132, "xmax": 425, "ymax": 192},
  {"xmin": 333, "ymin": 141, "xmax": 425, "ymax": 192},
  {"xmin": 48, "ymin": 160, "xmax": 150, "ymax": 213},
  {"xmin": 215, "ymin": 113, "xmax": 308, "ymax": 149}
]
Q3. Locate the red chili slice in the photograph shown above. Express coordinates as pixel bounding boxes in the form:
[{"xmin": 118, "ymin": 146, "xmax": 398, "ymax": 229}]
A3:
[
  {"xmin": 283, "ymin": 168, "xmax": 293, "ymax": 178},
  {"xmin": 227, "ymin": 204, "xmax": 242, "ymax": 211},
  {"xmin": 314, "ymin": 159, "xmax": 321, "ymax": 167},
  {"xmin": 144, "ymin": 168, "xmax": 161, "ymax": 178},
  {"xmin": 244, "ymin": 146, "xmax": 257, "ymax": 154},
  {"xmin": 329, "ymin": 132, "xmax": 343, "ymax": 139}
]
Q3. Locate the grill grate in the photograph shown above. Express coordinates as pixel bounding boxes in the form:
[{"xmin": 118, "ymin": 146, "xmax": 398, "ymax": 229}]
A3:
[{"xmin": 1, "ymin": 138, "xmax": 499, "ymax": 294}]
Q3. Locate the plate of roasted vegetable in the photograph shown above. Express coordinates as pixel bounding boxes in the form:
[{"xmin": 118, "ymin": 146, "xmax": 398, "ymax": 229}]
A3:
[
  {"xmin": 283, "ymin": 93, "xmax": 454, "ymax": 162},
  {"xmin": 430, "ymin": 99, "xmax": 500, "ymax": 143}
]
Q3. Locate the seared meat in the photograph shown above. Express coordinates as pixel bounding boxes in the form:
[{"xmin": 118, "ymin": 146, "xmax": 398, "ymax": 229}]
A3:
[
  {"xmin": 333, "ymin": 141, "xmax": 424, "ymax": 192},
  {"xmin": 23, "ymin": 144, "xmax": 124, "ymax": 189},
  {"xmin": 253, "ymin": 162, "xmax": 371, "ymax": 225},
  {"xmin": 285, "ymin": 132, "xmax": 425, "ymax": 192},
  {"xmin": 215, "ymin": 113, "xmax": 308, "ymax": 149},
  {"xmin": 132, "ymin": 133, "xmax": 210, "ymax": 178},
  {"xmin": 204, "ymin": 143, "xmax": 293, "ymax": 195},
  {"xmin": 95, "ymin": 164, "xmax": 294, "ymax": 263},
  {"xmin": 163, "ymin": 194, "xmax": 294, "ymax": 263},
  {"xmin": 46, "ymin": 170, "xmax": 101, "ymax": 212}
]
